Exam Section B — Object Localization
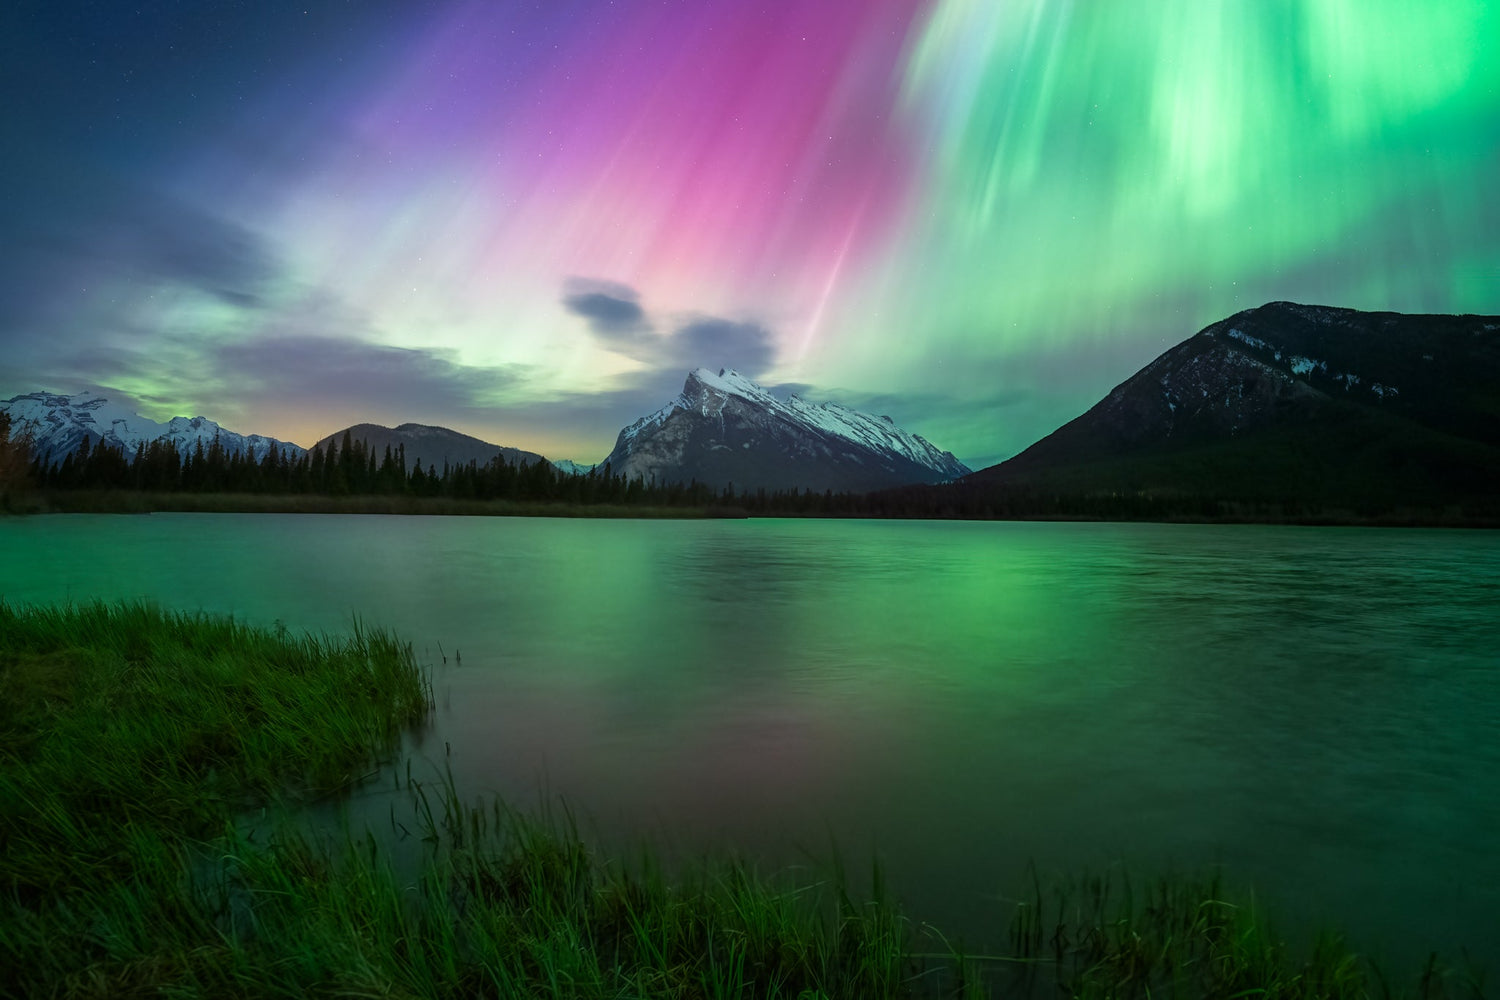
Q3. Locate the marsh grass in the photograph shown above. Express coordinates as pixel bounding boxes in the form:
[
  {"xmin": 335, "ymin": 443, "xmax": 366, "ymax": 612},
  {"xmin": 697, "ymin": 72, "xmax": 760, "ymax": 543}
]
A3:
[
  {"xmin": 988, "ymin": 866, "xmax": 1487, "ymax": 1000},
  {"xmin": 0, "ymin": 601, "xmax": 432, "ymax": 900},
  {"xmin": 0, "ymin": 604, "xmax": 1485, "ymax": 998}
]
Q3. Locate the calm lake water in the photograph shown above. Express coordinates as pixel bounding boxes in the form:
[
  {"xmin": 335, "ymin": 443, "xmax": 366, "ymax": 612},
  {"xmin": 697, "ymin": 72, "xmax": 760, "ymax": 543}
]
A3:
[{"xmin": 3, "ymin": 514, "xmax": 1499, "ymax": 970}]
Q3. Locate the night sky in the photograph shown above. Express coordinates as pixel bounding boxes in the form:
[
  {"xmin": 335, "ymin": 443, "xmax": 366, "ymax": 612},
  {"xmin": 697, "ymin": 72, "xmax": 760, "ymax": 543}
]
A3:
[{"xmin": 3, "ymin": 1, "xmax": 1497, "ymax": 467}]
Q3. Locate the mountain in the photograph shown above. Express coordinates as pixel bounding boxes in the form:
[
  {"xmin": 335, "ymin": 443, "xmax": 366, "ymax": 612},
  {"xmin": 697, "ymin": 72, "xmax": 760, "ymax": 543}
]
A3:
[
  {"xmin": 311, "ymin": 422, "xmax": 549, "ymax": 473},
  {"xmin": 551, "ymin": 459, "xmax": 597, "ymax": 476},
  {"xmin": 602, "ymin": 368, "xmax": 970, "ymax": 493},
  {"xmin": 967, "ymin": 301, "xmax": 1500, "ymax": 513},
  {"xmin": 1, "ymin": 391, "xmax": 304, "ymax": 466}
]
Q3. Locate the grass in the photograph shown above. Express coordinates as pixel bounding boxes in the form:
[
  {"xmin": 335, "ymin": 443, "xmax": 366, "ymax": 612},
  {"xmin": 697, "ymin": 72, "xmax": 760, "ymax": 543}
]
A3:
[
  {"xmin": 0, "ymin": 602, "xmax": 432, "ymax": 900},
  {"xmin": 0, "ymin": 603, "xmax": 1486, "ymax": 998}
]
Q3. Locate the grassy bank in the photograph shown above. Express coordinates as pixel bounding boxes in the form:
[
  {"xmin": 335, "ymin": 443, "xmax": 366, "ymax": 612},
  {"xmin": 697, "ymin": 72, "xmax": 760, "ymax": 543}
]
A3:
[
  {"xmin": 20, "ymin": 489, "xmax": 738, "ymax": 518},
  {"xmin": 0, "ymin": 604, "xmax": 1483, "ymax": 998},
  {"xmin": 0, "ymin": 603, "xmax": 432, "ymax": 901}
]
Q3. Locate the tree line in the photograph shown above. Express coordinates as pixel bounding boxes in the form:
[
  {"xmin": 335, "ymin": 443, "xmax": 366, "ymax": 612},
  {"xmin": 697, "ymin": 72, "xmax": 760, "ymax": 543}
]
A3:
[
  {"xmin": 20, "ymin": 429, "xmax": 745, "ymax": 507},
  {"xmin": 11, "ymin": 426, "xmax": 942, "ymax": 514},
  {"xmin": 12, "ymin": 419, "xmax": 1468, "ymax": 523}
]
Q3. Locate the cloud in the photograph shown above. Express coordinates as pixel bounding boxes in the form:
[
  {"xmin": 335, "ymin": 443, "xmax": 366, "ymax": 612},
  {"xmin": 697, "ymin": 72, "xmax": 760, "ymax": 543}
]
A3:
[
  {"xmin": 0, "ymin": 163, "xmax": 279, "ymax": 350},
  {"xmin": 211, "ymin": 335, "xmax": 530, "ymax": 418},
  {"xmin": 672, "ymin": 317, "xmax": 776, "ymax": 377},
  {"xmin": 562, "ymin": 278, "xmax": 649, "ymax": 334},
  {"xmin": 562, "ymin": 277, "xmax": 779, "ymax": 380},
  {"xmin": 4, "ymin": 318, "xmax": 535, "ymax": 450},
  {"xmin": 109, "ymin": 197, "xmax": 277, "ymax": 307},
  {"xmin": 565, "ymin": 291, "xmax": 648, "ymax": 331}
]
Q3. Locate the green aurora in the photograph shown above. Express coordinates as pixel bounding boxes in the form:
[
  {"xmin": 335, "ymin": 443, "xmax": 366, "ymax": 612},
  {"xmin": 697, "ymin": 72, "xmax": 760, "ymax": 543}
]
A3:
[{"xmin": 1, "ymin": 0, "xmax": 1496, "ymax": 466}]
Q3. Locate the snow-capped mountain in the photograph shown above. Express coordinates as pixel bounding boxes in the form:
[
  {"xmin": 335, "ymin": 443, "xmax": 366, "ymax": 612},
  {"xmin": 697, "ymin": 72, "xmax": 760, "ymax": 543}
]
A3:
[
  {"xmin": 602, "ymin": 368, "xmax": 970, "ymax": 492},
  {"xmin": 551, "ymin": 459, "xmax": 597, "ymax": 476},
  {"xmin": 1, "ymin": 391, "xmax": 305, "ymax": 466}
]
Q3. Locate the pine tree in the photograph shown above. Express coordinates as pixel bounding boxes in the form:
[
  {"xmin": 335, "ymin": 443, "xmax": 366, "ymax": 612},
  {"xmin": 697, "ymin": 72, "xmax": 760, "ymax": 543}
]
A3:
[{"xmin": 0, "ymin": 411, "xmax": 33, "ymax": 506}]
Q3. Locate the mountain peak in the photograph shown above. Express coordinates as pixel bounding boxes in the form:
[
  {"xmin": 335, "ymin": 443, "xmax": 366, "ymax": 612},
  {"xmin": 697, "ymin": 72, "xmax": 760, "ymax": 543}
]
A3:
[
  {"xmin": 682, "ymin": 367, "xmax": 776, "ymax": 406},
  {"xmin": 603, "ymin": 368, "xmax": 970, "ymax": 492}
]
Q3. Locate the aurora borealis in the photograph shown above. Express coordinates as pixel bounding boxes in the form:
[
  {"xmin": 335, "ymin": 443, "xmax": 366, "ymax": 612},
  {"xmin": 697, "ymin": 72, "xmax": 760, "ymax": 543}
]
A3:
[{"xmin": 3, "ymin": 1, "xmax": 1497, "ymax": 467}]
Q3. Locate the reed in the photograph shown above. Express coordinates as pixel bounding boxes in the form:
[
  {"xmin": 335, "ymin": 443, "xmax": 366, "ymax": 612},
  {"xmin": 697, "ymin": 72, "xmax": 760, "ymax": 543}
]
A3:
[
  {"xmin": 0, "ymin": 604, "xmax": 1483, "ymax": 998},
  {"xmin": 0, "ymin": 601, "xmax": 432, "ymax": 901}
]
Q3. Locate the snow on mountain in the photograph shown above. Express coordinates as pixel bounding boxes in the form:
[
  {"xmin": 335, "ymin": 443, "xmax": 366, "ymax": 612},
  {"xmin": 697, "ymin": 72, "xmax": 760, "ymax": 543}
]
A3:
[
  {"xmin": 1, "ymin": 391, "xmax": 305, "ymax": 465},
  {"xmin": 603, "ymin": 368, "xmax": 970, "ymax": 492},
  {"xmin": 551, "ymin": 459, "xmax": 597, "ymax": 476}
]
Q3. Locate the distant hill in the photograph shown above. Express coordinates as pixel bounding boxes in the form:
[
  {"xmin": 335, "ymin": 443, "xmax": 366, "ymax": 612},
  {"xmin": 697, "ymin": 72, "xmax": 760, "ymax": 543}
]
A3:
[
  {"xmin": 602, "ymin": 368, "xmax": 970, "ymax": 493},
  {"xmin": 312, "ymin": 423, "xmax": 549, "ymax": 473},
  {"xmin": 961, "ymin": 302, "xmax": 1500, "ymax": 515},
  {"xmin": 1, "ymin": 391, "xmax": 304, "ymax": 466}
]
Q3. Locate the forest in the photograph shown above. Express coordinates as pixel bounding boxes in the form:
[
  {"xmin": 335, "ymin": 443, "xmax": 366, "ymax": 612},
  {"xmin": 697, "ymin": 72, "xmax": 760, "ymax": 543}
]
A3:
[{"xmin": 4, "ymin": 414, "xmax": 1493, "ymax": 526}]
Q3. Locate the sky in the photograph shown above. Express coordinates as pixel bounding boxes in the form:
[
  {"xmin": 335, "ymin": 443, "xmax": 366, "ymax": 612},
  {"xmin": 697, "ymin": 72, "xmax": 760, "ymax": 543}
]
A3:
[{"xmin": 2, "ymin": 0, "xmax": 1497, "ymax": 468}]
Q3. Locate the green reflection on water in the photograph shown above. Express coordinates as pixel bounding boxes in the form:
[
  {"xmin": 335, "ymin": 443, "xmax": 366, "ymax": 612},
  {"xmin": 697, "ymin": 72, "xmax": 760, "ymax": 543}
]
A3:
[{"xmin": 2, "ymin": 514, "xmax": 1497, "ymax": 970}]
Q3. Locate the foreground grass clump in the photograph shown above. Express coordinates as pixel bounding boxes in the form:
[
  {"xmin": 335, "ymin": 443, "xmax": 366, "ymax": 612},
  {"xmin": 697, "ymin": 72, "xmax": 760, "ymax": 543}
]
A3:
[
  {"xmin": 0, "ymin": 604, "xmax": 1483, "ymax": 998},
  {"xmin": 6, "ymin": 782, "xmax": 1484, "ymax": 1000},
  {"xmin": 0, "ymin": 601, "xmax": 432, "ymax": 899}
]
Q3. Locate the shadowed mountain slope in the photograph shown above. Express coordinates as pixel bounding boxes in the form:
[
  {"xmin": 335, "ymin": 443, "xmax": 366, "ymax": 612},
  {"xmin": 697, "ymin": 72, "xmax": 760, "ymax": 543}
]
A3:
[
  {"xmin": 962, "ymin": 302, "xmax": 1500, "ymax": 513},
  {"xmin": 312, "ymin": 423, "xmax": 549, "ymax": 473}
]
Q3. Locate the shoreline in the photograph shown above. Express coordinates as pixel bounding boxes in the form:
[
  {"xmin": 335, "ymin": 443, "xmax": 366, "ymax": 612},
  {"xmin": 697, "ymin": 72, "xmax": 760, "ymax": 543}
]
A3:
[
  {"xmin": 5, "ymin": 489, "xmax": 734, "ymax": 519},
  {"xmin": 5, "ymin": 488, "xmax": 1498, "ymax": 528}
]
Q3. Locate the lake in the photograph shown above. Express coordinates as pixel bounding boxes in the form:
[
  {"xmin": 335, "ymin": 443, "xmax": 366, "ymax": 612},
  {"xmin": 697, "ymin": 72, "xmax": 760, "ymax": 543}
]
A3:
[{"xmin": 3, "ymin": 514, "xmax": 1498, "ymax": 972}]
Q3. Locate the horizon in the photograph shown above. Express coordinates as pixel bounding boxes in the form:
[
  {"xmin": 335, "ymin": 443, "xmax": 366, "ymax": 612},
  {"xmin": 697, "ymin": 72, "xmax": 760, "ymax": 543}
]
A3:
[
  {"xmin": 5, "ymin": 363, "xmax": 968, "ymax": 467},
  {"xmin": 3, "ymin": 2, "xmax": 1497, "ymax": 468}
]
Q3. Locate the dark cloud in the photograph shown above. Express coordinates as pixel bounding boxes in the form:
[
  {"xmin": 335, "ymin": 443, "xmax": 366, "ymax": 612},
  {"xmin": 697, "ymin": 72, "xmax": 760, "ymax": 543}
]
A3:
[
  {"xmin": 562, "ymin": 278, "xmax": 649, "ymax": 335},
  {"xmin": 766, "ymin": 381, "xmax": 815, "ymax": 400},
  {"xmin": 111, "ymin": 197, "xmax": 277, "ymax": 307},
  {"xmin": 672, "ymin": 317, "xmax": 776, "ymax": 377},
  {"xmin": 564, "ymin": 291, "xmax": 647, "ymax": 331},
  {"xmin": 212, "ymin": 335, "xmax": 530, "ymax": 418},
  {"xmin": 562, "ymin": 278, "xmax": 779, "ymax": 380},
  {"xmin": 0, "ymin": 160, "xmax": 280, "ymax": 349}
]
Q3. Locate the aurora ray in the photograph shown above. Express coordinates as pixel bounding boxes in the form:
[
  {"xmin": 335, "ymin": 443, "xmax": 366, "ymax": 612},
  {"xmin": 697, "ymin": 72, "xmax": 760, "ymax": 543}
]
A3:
[{"xmin": 1, "ymin": 0, "xmax": 1495, "ymax": 466}]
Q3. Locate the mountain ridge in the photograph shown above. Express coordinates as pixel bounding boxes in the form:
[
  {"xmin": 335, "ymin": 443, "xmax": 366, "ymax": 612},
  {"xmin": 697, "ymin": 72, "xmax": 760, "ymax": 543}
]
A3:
[
  {"xmin": 0, "ymin": 391, "xmax": 305, "ymax": 466},
  {"xmin": 964, "ymin": 301, "xmax": 1500, "ymax": 512}
]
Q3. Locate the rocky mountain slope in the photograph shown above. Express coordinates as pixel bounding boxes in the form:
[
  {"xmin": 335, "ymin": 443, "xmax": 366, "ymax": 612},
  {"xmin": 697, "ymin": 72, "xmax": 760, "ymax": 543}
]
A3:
[
  {"xmin": 311, "ymin": 423, "xmax": 549, "ymax": 473},
  {"xmin": 602, "ymin": 368, "xmax": 970, "ymax": 493},
  {"xmin": 1, "ymin": 391, "xmax": 304, "ymax": 466},
  {"xmin": 969, "ymin": 301, "xmax": 1500, "ymax": 510}
]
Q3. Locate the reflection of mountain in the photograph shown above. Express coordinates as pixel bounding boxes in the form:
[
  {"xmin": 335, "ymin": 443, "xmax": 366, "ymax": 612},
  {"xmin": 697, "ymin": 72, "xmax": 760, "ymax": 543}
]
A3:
[
  {"xmin": 603, "ymin": 368, "xmax": 970, "ymax": 492},
  {"xmin": 312, "ymin": 423, "xmax": 548, "ymax": 472},
  {"xmin": 964, "ymin": 302, "xmax": 1500, "ymax": 513},
  {"xmin": 1, "ymin": 391, "xmax": 303, "ymax": 465}
]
